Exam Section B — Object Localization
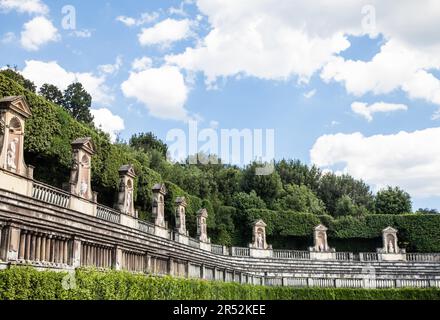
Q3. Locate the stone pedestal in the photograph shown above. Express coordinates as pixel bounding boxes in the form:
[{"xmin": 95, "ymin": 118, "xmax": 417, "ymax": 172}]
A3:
[
  {"xmin": 310, "ymin": 251, "xmax": 336, "ymax": 260},
  {"xmin": 250, "ymin": 248, "xmax": 273, "ymax": 258},
  {"xmin": 154, "ymin": 225, "xmax": 169, "ymax": 239},
  {"xmin": 199, "ymin": 241, "xmax": 212, "ymax": 252},
  {"xmin": 120, "ymin": 214, "xmax": 137, "ymax": 229},
  {"xmin": 174, "ymin": 233, "xmax": 189, "ymax": 245},
  {"xmin": 379, "ymin": 253, "xmax": 407, "ymax": 261}
]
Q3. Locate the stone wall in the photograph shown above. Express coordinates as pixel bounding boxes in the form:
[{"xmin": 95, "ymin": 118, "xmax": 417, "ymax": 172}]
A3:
[{"xmin": 1, "ymin": 180, "xmax": 440, "ymax": 289}]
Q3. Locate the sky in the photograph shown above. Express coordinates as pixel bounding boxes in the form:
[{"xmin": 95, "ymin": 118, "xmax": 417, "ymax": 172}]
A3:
[{"xmin": 1, "ymin": 0, "xmax": 440, "ymax": 210}]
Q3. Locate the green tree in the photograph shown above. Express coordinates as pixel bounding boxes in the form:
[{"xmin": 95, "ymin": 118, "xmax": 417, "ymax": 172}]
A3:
[
  {"xmin": 276, "ymin": 159, "xmax": 322, "ymax": 192},
  {"xmin": 39, "ymin": 83, "xmax": 63, "ymax": 105},
  {"xmin": 241, "ymin": 162, "xmax": 283, "ymax": 205},
  {"xmin": 0, "ymin": 66, "xmax": 36, "ymax": 92},
  {"xmin": 231, "ymin": 191, "xmax": 267, "ymax": 211},
  {"xmin": 334, "ymin": 195, "xmax": 368, "ymax": 217},
  {"xmin": 375, "ymin": 186, "xmax": 412, "ymax": 215},
  {"xmin": 274, "ymin": 184, "xmax": 325, "ymax": 214},
  {"xmin": 62, "ymin": 82, "xmax": 94, "ymax": 124},
  {"xmin": 129, "ymin": 132, "xmax": 168, "ymax": 158},
  {"xmin": 317, "ymin": 173, "xmax": 374, "ymax": 216},
  {"xmin": 415, "ymin": 208, "xmax": 439, "ymax": 214}
]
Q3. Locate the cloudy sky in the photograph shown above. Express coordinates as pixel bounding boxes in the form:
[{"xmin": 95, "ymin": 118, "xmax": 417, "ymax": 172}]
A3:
[{"xmin": 1, "ymin": 0, "xmax": 440, "ymax": 210}]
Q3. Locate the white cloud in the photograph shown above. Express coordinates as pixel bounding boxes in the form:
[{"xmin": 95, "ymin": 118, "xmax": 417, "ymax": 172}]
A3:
[
  {"xmin": 0, "ymin": 0, "xmax": 48, "ymax": 15},
  {"xmin": 351, "ymin": 101, "xmax": 408, "ymax": 122},
  {"xmin": 121, "ymin": 65, "xmax": 190, "ymax": 121},
  {"xmin": 20, "ymin": 16, "xmax": 59, "ymax": 51},
  {"xmin": 164, "ymin": 0, "xmax": 440, "ymax": 95},
  {"xmin": 138, "ymin": 18, "xmax": 193, "ymax": 47},
  {"xmin": 310, "ymin": 128, "xmax": 440, "ymax": 198},
  {"xmin": 116, "ymin": 16, "xmax": 136, "ymax": 27},
  {"xmin": 131, "ymin": 56, "xmax": 153, "ymax": 71},
  {"xmin": 321, "ymin": 40, "xmax": 440, "ymax": 101},
  {"xmin": 303, "ymin": 89, "xmax": 316, "ymax": 99},
  {"xmin": 22, "ymin": 60, "xmax": 113, "ymax": 105},
  {"xmin": 116, "ymin": 12, "xmax": 159, "ymax": 27},
  {"xmin": 98, "ymin": 56, "xmax": 123, "ymax": 75},
  {"xmin": 91, "ymin": 108, "xmax": 125, "ymax": 142}
]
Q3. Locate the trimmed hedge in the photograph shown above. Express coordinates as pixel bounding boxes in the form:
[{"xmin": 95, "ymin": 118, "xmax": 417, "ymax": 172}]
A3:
[
  {"xmin": 245, "ymin": 209, "xmax": 440, "ymax": 252},
  {"xmin": 0, "ymin": 268, "xmax": 439, "ymax": 300}
]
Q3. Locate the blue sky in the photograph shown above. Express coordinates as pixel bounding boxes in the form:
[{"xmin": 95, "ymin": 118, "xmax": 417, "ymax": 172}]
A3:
[{"xmin": 1, "ymin": 0, "xmax": 440, "ymax": 210}]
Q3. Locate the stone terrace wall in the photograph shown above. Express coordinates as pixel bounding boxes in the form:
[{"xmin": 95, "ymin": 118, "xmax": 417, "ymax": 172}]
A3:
[{"xmin": 1, "ymin": 179, "xmax": 440, "ymax": 289}]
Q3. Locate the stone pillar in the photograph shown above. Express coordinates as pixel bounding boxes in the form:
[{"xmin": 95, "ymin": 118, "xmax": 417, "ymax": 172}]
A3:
[
  {"xmin": 46, "ymin": 236, "xmax": 52, "ymax": 262},
  {"xmin": 146, "ymin": 253, "xmax": 152, "ymax": 273},
  {"xmin": 5, "ymin": 225, "xmax": 21, "ymax": 261},
  {"xmin": 69, "ymin": 137, "xmax": 95, "ymax": 200},
  {"xmin": 18, "ymin": 232, "xmax": 25, "ymax": 260},
  {"xmin": 35, "ymin": 235, "xmax": 41, "ymax": 262},
  {"xmin": 0, "ymin": 96, "xmax": 32, "ymax": 176},
  {"xmin": 25, "ymin": 231, "xmax": 31, "ymax": 261},
  {"xmin": 168, "ymin": 257, "xmax": 175, "ymax": 276},
  {"xmin": 115, "ymin": 165, "xmax": 136, "ymax": 217},
  {"xmin": 70, "ymin": 237, "xmax": 82, "ymax": 268},
  {"xmin": 113, "ymin": 246, "xmax": 123, "ymax": 270},
  {"xmin": 40, "ymin": 236, "xmax": 46, "ymax": 262},
  {"xmin": 152, "ymin": 183, "xmax": 167, "ymax": 228},
  {"xmin": 197, "ymin": 208, "xmax": 210, "ymax": 243},
  {"xmin": 175, "ymin": 197, "xmax": 187, "ymax": 235}
]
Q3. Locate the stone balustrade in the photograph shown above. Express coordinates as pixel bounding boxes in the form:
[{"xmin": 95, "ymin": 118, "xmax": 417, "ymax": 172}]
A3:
[
  {"xmin": 96, "ymin": 205, "xmax": 121, "ymax": 224},
  {"xmin": 138, "ymin": 220, "xmax": 155, "ymax": 235},
  {"xmin": 1, "ymin": 167, "xmax": 440, "ymax": 289},
  {"xmin": 231, "ymin": 247, "xmax": 250, "ymax": 257},
  {"xmin": 211, "ymin": 244, "xmax": 225, "ymax": 255},
  {"xmin": 32, "ymin": 181, "xmax": 70, "ymax": 208},
  {"xmin": 406, "ymin": 253, "xmax": 440, "ymax": 262},
  {"xmin": 273, "ymin": 250, "xmax": 310, "ymax": 260}
]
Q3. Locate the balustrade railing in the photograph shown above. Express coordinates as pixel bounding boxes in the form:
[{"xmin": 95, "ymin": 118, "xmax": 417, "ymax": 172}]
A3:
[
  {"xmin": 335, "ymin": 252, "xmax": 352, "ymax": 261},
  {"xmin": 138, "ymin": 220, "xmax": 155, "ymax": 234},
  {"xmin": 211, "ymin": 244, "xmax": 224, "ymax": 255},
  {"xmin": 96, "ymin": 205, "xmax": 121, "ymax": 224},
  {"xmin": 231, "ymin": 247, "xmax": 250, "ymax": 257},
  {"xmin": 32, "ymin": 181, "xmax": 70, "ymax": 208},
  {"xmin": 273, "ymin": 250, "xmax": 310, "ymax": 260},
  {"xmin": 360, "ymin": 252, "xmax": 379, "ymax": 261},
  {"xmin": 406, "ymin": 253, "xmax": 440, "ymax": 262}
]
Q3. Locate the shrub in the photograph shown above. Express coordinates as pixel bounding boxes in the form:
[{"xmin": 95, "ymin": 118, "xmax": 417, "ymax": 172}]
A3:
[{"xmin": 1, "ymin": 267, "xmax": 439, "ymax": 300}]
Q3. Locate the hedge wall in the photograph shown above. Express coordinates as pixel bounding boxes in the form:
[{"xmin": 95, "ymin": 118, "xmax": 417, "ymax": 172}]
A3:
[
  {"xmin": 245, "ymin": 209, "xmax": 440, "ymax": 252},
  {"xmin": 1, "ymin": 268, "xmax": 439, "ymax": 300}
]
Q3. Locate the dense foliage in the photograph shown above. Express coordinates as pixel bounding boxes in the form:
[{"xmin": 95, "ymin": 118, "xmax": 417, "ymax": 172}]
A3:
[
  {"xmin": 1, "ymin": 268, "xmax": 439, "ymax": 300},
  {"xmin": 0, "ymin": 71, "xmax": 439, "ymax": 252}
]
